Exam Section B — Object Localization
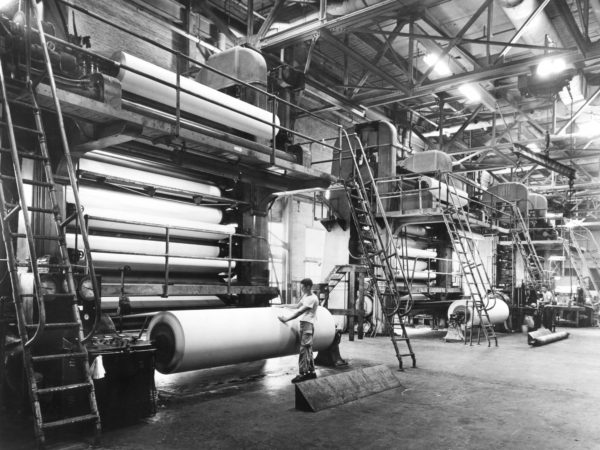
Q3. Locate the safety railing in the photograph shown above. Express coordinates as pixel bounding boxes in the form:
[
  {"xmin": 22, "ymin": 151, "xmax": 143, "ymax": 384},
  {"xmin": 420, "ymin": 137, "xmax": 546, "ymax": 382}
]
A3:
[
  {"xmin": 372, "ymin": 172, "xmax": 514, "ymax": 228},
  {"xmin": 68, "ymin": 214, "xmax": 275, "ymax": 300}
]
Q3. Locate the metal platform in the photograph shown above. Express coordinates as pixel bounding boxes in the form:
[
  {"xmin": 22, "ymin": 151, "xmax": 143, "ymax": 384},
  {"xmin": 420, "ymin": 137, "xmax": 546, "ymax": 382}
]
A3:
[{"xmin": 32, "ymin": 83, "xmax": 335, "ymax": 191}]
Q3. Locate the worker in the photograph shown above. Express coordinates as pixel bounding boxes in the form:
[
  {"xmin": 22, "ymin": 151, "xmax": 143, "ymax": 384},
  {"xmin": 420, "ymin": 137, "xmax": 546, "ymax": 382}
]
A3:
[
  {"xmin": 540, "ymin": 286, "xmax": 555, "ymax": 305},
  {"xmin": 278, "ymin": 278, "xmax": 319, "ymax": 383},
  {"xmin": 539, "ymin": 286, "xmax": 556, "ymax": 330}
]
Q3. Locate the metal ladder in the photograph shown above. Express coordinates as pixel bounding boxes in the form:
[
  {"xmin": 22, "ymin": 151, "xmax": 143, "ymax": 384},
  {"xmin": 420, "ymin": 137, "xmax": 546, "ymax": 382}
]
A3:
[
  {"xmin": 563, "ymin": 228, "xmax": 597, "ymax": 299},
  {"xmin": 320, "ymin": 265, "xmax": 349, "ymax": 306},
  {"xmin": 441, "ymin": 174, "xmax": 497, "ymax": 347},
  {"xmin": 511, "ymin": 206, "xmax": 545, "ymax": 288},
  {"xmin": 341, "ymin": 131, "xmax": 416, "ymax": 370},
  {"xmin": 0, "ymin": 4, "xmax": 100, "ymax": 446}
]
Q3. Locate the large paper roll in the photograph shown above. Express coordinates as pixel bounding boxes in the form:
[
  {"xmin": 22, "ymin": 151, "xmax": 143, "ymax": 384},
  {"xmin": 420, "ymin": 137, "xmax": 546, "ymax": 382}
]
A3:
[
  {"xmin": 395, "ymin": 259, "xmax": 428, "ymax": 272},
  {"xmin": 395, "ymin": 270, "xmax": 436, "ymax": 281},
  {"xmin": 447, "ymin": 297, "xmax": 509, "ymax": 327},
  {"xmin": 86, "ymin": 252, "xmax": 234, "ymax": 274},
  {"xmin": 68, "ymin": 186, "xmax": 234, "ymax": 240},
  {"xmin": 115, "ymin": 51, "xmax": 279, "ymax": 140},
  {"xmin": 102, "ymin": 296, "xmax": 225, "ymax": 311},
  {"xmin": 66, "ymin": 234, "xmax": 220, "ymax": 258},
  {"xmin": 148, "ymin": 306, "xmax": 336, "ymax": 373},
  {"xmin": 397, "ymin": 247, "xmax": 437, "ymax": 260},
  {"xmin": 65, "ymin": 234, "xmax": 230, "ymax": 274},
  {"xmin": 421, "ymin": 176, "xmax": 469, "ymax": 207},
  {"xmin": 78, "ymin": 158, "xmax": 222, "ymax": 198}
]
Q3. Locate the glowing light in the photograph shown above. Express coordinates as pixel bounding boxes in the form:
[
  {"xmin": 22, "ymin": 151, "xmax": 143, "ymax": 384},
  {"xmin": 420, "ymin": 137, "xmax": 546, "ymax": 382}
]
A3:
[
  {"xmin": 458, "ymin": 83, "xmax": 481, "ymax": 103},
  {"xmin": 526, "ymin": 143, "xmax": 541, "ymax": 153},
  {"xmin": 536, "ymin": 57, "xmax": 567, "ymax": 79},
  {"xmin": 423, "ymin": 53, "xmax": 452, "ymax": 77}
]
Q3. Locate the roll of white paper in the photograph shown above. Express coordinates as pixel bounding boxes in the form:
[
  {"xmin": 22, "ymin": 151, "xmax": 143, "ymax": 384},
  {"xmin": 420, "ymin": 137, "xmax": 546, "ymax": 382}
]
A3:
[
  {"xmin": 66, "ymin": 234, "xmax": 220, "ymax": 258},
  {"xmin": 397, "ymin": 247, "xmax": 437, "ymax": 260},
  {"xmin": 395, "ymin": 270, "xmax": 436, "ymax": 281},
  {"xmin": 86, "ymin": 252, "xmax": 233, "ymax": 274},
  {"xmin": 68, "ymin": 186, "xmax": 234, "ymax": 240},
  {"xmin": 78, "ymin": 158, "xmax": 222, "ymax": 198},
  {"xmin": 447, "ymin": 298, "xmax": 509, "ymax": 327},
  {"xmin": 395, "ymin": 259, "xmax": 428, "ymax": 272},
  {"xmin": 115, "ymin": 51, "xmax": 279, "ymax": 139},
  {"xmin": 102, "ymin": 296, "xmax": 225, "ymax": 310},
  {"xmin": 421, "ymin": 176, "xmax": 469, "ymax": 207},
  {"xmin": 65, "ymin": 234, "xmax": 229, "ymax": 273},
  {"xmin": 148, "ymin": 306, "xmax": 336, "ymax": 373}
]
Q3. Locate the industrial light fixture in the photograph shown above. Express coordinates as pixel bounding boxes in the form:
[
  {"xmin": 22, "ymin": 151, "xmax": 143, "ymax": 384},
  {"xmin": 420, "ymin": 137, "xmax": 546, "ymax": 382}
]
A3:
[
  {"xmin": 526, "ymin": 143, "xmax": 541, "ymax": 153},
  {"xmin": 458, "ymin": 83, "xmax": 481, "ymax": 103},
  {"xmin": 423, "ymin": 53, "xmax": 452, "ymax": 77},
  {"xmin": 536, "ymin": 57, "xmax": 567, "ymax": 79},
  {"xmin": 519, "ymin": 58, "xmax": 575, "ymax": 98}
]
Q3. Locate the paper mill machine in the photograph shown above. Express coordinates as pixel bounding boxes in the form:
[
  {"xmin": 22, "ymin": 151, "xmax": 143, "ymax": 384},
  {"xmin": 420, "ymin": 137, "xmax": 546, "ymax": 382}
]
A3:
[{"xmin": 0, "ymin": 1, "xmax": 337, "ymax": 445}]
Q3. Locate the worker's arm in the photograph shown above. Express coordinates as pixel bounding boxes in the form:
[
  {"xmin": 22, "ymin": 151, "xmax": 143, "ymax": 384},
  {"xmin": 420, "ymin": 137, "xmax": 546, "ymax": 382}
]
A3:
[{"xmin": 278, "ymin": 305, "xmax": 310, "ymax": 323}]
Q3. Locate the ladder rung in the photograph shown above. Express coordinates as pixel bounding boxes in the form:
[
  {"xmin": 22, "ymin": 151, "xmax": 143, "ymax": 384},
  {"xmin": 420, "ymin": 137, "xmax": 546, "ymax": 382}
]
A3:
[
  {"xmin": 42, "ymin": 293, "xmax": 75, "ymax": 302},
  {"xmin": 26, "ymin": 322, "xmax": 79, "ymax": 330},
  {"xmin": 37, "ymin": 382, "xmax": 91, "ymax": 395},
  {"xmin": 16, "ymin": 261, "xmax": 71, "ymax": 269},
  {"xmin": 6, "ymin": 202, "xmax": 56, "ymax": 214},
  {"xmin": 1, "ymin": 176, "xmax": 53, "ymax": 188},
  {"xmin": 32, "ymin": 352, "xmax": 87, "ymax": 362},
  {"xmin": 0, "ymin": 120, "xmax": 43, "ymax": 135},
  {"xmin": 0, "ymin": 147, "xmax": 47, "ymax": 161},
  {"xmin": 42, "ymin": 414, "xmax": 99, "ymax": 429},
  {"xmin": 11, "ymin": 233, "xmax": 61, "ymax": 240}
]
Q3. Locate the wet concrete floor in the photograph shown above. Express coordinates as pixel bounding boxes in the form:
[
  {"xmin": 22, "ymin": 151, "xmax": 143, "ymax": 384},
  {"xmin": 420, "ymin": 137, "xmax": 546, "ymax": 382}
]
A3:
[{"xmin": 2, "ymin": 326, "xmax": 600, "ymax": 449}]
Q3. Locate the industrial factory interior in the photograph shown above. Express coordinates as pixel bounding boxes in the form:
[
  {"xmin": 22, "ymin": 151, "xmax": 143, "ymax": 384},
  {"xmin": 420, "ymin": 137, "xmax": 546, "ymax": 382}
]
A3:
[{"xmin": 1, "ymin": 0, "xmax": 600, "ymax": 448}]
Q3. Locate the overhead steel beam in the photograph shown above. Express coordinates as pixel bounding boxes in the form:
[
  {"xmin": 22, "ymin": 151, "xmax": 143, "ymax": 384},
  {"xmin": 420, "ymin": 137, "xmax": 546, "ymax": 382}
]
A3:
[
  {"xmin": 420, "ymin": 10, "xmax": 481, "ymax": 69},
  {"xmin": 444, "ymin": 104, "xmax": 483, "ymax": 151},
  {"xmin": 354, "ymin": 32, "xmax": 413, "ymax": 80},
  {"xmin": 554, "ymin": 0, "xmax": 589, "ymax": 55},
  {"xmin": 494, "ymin": 0, "xmax": 552, "ymax": 64},
  {"xmin": 410, "ymin": 22, "xmax": 497, "ymax": 110},
  {"xmin": 252, "ymin": 0, "xmax": 285, "ymax": 44},
  {"xmin": 512, "ymin": 143, "xmax": 576, "ymax": 178},
  {"xmin": 356, "ymin": 45, "xmax": 600, "ymax": 107},
  {"xmin": 320, "ymin": 29, "xmax": 410, "ymax": 94},
  {"xmin": 351, "ymin": 21, "xmax": 406, "ymax": 98},
  {"xmin": 349, "ymin": 29, "xmax": 570, "ymax": 53},
  {"xmin": 557, "ymin": 85, "xmax": 600, "ymax": 135},
  {"xmin": 257, "ymin": 0, "xmax": 441, "ymax": 49},
  {"xmin": 415, "ymin": 0, "xmax": 492, "ymax": 87}
]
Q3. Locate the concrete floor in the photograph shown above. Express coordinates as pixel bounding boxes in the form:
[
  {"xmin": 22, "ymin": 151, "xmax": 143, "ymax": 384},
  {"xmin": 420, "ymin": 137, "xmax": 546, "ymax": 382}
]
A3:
[{"xmin": 2, "ymin": 326, "xmax": 600, "ymax": 449}]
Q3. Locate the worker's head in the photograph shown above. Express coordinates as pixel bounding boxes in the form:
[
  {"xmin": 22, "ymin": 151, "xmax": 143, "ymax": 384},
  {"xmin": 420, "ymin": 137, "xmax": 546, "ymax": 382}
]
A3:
[
  {"xmin": 300, "ymin": 278, "xmax": 313, "ymax": 294},
  {"xmin": 542, "ymin": 286, "xmax": 548, "ymax": 292}
]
